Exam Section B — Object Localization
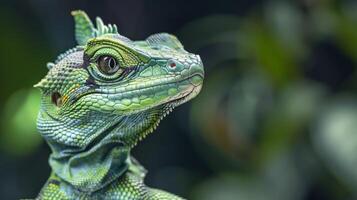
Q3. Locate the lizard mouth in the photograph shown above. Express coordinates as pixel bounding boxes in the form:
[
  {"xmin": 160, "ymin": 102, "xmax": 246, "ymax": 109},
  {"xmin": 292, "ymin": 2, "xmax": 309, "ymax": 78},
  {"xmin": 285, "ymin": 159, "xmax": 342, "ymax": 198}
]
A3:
[
  {"xmin": 166, "ymin": 76, "xmax": 203, "ymax": 106},
  {"xmin": 136, "ymin": 73, "xmax": 203, "ymax": 111},
  {"xmin": 102, "ymin": 72, "xmax": 203, "ymax": 95}
]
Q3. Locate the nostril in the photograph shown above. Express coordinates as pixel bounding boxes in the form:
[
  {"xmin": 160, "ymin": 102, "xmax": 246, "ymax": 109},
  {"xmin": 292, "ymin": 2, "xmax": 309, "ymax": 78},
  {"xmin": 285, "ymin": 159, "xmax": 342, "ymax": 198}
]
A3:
[
  {"xmin": 167, "ymin": 60, "xmax": 184, "ymax": 71},
  {"xmin": 51, "ymin": 92, "xmax": 62, "ymax": 107},
  {"xmin": 169, "ymin": 62, "xmax": 176, "ymax": 68},
  {"xmin": 167, "ymin": 60, "xmax": 179, "ymax": 70}
]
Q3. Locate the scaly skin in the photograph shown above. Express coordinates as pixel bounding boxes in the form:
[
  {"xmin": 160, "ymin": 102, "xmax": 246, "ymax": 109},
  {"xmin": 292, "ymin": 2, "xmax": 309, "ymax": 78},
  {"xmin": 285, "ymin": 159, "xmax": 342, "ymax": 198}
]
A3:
[{"xmin": 33, "ymin": 11, "xmax": 204, "ymax": 200}]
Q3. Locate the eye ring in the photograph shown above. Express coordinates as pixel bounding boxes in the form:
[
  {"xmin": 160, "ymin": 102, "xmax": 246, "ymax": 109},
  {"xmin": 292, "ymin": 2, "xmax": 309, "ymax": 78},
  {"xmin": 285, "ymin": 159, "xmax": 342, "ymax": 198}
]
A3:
[{"xmin": 97, "ymin": 55, "xmax": 120, "ymax": 75}]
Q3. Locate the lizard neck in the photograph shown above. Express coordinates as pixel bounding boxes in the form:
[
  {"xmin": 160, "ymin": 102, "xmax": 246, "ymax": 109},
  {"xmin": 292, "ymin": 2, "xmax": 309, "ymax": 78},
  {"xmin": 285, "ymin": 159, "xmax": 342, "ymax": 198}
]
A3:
[
  {"xmin": 48, "ymin": 131, "xmax": 131, "ymax": 193},
  {"xmin": 45, "ymin": 108, "xmax": 164, "ymax": 193}
]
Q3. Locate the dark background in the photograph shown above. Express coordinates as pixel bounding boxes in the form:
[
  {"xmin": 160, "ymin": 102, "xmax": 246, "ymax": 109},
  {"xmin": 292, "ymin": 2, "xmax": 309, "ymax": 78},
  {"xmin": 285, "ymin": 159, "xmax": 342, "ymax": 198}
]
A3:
[{"xmin": 1, "ymin": 0, "xmax": 357, "ymax": 199}]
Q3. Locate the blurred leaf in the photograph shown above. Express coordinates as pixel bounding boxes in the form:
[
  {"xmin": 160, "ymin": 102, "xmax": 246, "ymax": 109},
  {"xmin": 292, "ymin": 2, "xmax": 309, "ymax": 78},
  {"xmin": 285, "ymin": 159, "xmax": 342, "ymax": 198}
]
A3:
[
  {"xmin": 264, "ymin": 1, "xmax": 307, "ymax": 59},
  {"xmin": 335, "ymin": 12, "xmax": 357, "ymax": 63},
  {"xmin": 261, "ymin": 151, "xmax": 306, "ymax": 200},
  {"xmin": 191, "ymin": 152, "xmax": 304, "ymax": 200},
  {"xmin": 1, "ymin": 88, "xmax": 43, "ymax": 156},
  {"xmin": 228, "ymin": 72, "xmax": 274, "ymax": 136},
  {"xmin": 191, "ymin": 174, "xmax": 273, "ymax": 200},
  {"xmin": 0, "ymin": 9, "xmax": 51, "ymax": 102},
  {"xmin": 259, "ymin": 81, "xmax": 326, "ymax": 160},
  {"xmin": 239, "ymin": 19, "xmax": 299, "ymax": 86},
  {"xmin": 312, "ymin": 97, "xmax": 357, "ymax": 194},
  {"xmin": 310, "ymin": 1, "xmax": 357, "ymax": 63}
]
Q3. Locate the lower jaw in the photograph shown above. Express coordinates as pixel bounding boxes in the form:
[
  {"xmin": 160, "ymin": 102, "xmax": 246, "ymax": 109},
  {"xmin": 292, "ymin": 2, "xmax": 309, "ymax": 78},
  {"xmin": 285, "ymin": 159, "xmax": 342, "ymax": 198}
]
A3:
[
  {"xmin": 142, "ymin": 74, "xmax": 203, "ymax": 110},
  {"xmin": 166, "ymin": 84, "xmax": 202, "ymax": 108},
  {"xmin": 126, "ymin": 83, "xmax": 203, "ymax": 147}
]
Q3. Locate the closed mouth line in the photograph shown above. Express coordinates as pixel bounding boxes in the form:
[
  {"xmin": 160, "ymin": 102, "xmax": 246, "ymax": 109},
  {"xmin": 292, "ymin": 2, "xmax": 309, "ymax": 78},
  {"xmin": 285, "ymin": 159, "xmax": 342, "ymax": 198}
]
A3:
[{"xmin": 96, "ymin": 74, "xmax": 202, "ymax": 95}]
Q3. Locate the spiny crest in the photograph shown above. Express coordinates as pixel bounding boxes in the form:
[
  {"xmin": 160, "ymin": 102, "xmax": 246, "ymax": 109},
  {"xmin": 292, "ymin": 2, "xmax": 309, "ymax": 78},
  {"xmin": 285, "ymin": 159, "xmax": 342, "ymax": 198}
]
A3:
[
  {"xmin": 35, "ymin": 11, "xmax": 120, "ymax": 90},
  {"xmin": 71, "ymin": 10, "xmax": 118, "ymax": 46},
  {"xmin": 93, "ymin": 17, "xmax": 118, "ymax": 38}
]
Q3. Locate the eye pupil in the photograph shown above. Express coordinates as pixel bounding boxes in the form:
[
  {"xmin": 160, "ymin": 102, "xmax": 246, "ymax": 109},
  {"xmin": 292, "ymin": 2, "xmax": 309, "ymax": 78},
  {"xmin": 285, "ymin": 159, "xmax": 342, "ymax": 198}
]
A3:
[
  {"xmin": 108, "ymin": 58, "xmax": 116, "ymax": 69},
  {"xmin": 98, "ymin": 56, "xmax": 120, "ymax": 75}
]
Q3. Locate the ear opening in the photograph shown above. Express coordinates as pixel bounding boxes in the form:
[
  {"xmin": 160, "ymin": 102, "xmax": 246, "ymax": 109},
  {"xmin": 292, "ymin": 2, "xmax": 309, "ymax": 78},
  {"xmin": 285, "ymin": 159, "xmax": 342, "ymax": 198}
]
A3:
[{"xmin": 51, "ymin": 92, "xmax": 63, "ymax": 107}]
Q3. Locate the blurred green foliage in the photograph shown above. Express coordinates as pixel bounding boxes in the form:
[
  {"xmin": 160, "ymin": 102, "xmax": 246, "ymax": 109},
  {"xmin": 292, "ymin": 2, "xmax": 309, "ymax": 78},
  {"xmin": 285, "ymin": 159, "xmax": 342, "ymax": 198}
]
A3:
[
  {"xmin": 184, "ymin": 0, "xmax": 357, "ymax": 199},
  {"xmin": 313, "ymin": 98, "xmax": 357, "ymax": 194},
  {"xmin": 0, "ymin": 7, "xmax": 49, "ymax": 157},
  {"xmin": 1, "ymin": 88, "xmax": 42, "ymax": 156}
]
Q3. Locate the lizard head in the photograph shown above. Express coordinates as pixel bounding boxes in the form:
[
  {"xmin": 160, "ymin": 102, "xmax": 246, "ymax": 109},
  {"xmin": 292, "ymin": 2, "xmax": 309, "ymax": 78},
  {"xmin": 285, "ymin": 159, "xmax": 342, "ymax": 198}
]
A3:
[{"xmin": 34, "ymin": 11, "xmax": 204, "ymax": 149}]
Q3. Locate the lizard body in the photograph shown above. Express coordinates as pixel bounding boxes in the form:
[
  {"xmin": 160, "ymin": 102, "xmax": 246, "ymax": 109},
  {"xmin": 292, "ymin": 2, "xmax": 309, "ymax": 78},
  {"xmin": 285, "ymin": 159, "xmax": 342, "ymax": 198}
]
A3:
[{"xmin": 33, "ymin": 11, "xmax": 204, "ymax": 200}]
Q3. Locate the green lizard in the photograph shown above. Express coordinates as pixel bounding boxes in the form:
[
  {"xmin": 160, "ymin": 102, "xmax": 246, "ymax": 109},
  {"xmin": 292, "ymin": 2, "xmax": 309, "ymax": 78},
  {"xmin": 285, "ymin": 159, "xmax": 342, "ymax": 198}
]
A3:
[{"xmin": 33, "ymin": 10, "xmax": 204, "ymax": 200}]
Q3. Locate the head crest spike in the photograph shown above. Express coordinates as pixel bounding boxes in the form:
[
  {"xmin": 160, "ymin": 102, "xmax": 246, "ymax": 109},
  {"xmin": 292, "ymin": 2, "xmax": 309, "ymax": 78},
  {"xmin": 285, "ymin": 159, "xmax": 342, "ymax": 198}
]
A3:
[
  {"xmin": 94, "ymin": 16, "xmax": 119, "ymax": 37},
  {"xmin": 71, "ymin": 10, "xmax": 119, "ymax": 45},
  {"xmin": 95, "ymin": 17, "xmax": 105, "ymax": 35},
  {"xmin": 71, "ymin": 10, "xmax": 95, "ymax": 46}
]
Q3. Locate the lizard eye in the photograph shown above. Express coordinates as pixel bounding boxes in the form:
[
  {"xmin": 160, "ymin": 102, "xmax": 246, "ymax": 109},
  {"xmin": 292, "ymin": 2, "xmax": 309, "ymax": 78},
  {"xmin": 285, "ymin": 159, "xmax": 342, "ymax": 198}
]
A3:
[{"xmin": 97, "ymin": 56, "xmax": 120, "ymax": 75}]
